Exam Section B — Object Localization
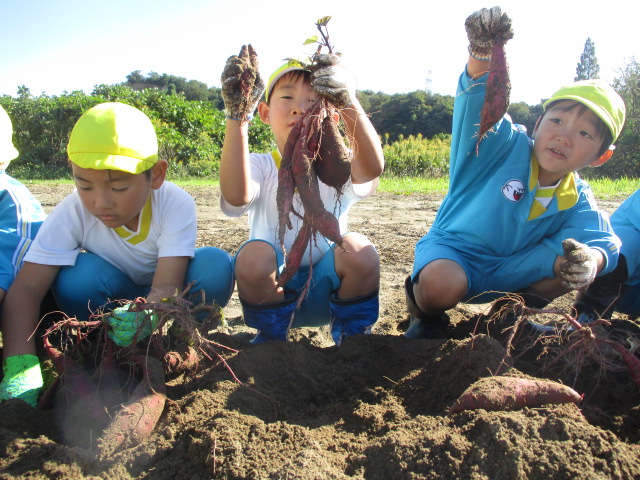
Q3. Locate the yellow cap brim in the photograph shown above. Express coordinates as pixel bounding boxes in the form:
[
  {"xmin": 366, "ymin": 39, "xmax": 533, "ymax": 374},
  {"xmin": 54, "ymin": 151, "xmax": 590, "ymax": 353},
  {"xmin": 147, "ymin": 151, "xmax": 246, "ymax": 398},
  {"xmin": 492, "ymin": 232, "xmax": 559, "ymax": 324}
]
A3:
[
  {"xmin": 69, "ymin": 152, "xmax": 158, "ymax": 174},
  {"xmin": 265, "ymin": 60, "xmax": 309, "ymax": 103}
]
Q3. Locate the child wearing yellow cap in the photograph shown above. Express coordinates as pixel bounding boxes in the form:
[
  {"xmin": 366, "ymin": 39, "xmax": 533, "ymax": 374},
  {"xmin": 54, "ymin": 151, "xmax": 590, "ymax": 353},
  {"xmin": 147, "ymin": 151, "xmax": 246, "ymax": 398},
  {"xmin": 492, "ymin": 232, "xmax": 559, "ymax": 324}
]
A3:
[
  {"xmin": 0, "ymin": 102, "xmax": 234, "ymax": 407},
  {"xmin": 219, "ymin": 46, "xmax": 384, "ymax": 345},
  {"xmin": 0, "ymin": 105, "xmax": 47, "ymax": 306},
  {"xmin": 404, "ymin": 7, "xmax": 626, "ymax": 338}
]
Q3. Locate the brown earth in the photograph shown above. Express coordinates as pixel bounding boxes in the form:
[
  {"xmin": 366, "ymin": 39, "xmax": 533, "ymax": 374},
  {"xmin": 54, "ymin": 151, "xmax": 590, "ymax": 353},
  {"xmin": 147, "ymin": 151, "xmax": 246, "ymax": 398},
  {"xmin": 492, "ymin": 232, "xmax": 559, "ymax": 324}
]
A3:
[{"xmin": 1, "ymin": 184, "xmax": 639, "ymax": 480}]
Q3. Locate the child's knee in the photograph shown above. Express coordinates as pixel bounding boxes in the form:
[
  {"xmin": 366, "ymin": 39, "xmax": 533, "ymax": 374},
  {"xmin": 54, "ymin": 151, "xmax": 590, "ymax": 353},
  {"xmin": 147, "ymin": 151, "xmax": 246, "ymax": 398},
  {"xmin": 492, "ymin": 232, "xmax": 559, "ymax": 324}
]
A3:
[
  {"xmin": 235, "ymin": 241, "xmax": 278, "ymax": 283},
  {"xmin": 415, "ymin": 260, "xmax": 467, "ymax": 310},
  {"xmin": 335, "ymin": 234, "xmax": 379, "ymax": 276}
]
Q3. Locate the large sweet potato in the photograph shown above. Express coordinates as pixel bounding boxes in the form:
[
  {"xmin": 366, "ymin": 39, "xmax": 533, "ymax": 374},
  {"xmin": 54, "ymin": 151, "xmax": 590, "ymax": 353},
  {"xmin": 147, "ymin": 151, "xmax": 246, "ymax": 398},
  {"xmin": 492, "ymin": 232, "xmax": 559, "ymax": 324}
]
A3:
[
  {"xmin": 96, "ymin": 355, "xmax": 166, "ymax": 459},
  {"xmin": 448, "ymin": 376, "xmax": 582, "ymax": 414}
]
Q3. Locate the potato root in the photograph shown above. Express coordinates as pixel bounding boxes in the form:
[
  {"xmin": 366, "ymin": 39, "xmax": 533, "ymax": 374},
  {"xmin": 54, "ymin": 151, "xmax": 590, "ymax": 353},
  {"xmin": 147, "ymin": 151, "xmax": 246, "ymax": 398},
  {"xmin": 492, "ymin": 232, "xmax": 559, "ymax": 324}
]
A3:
[{"xmin": 448, "ymin": 376, "xmax": 582, "ymax": 414}]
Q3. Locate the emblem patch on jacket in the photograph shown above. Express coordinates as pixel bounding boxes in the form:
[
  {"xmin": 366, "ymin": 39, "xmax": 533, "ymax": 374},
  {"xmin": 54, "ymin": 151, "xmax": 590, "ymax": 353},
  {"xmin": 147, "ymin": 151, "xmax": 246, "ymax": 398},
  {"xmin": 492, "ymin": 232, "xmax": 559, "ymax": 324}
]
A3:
[{"xmin": 501, "ymin": 179, "xmax": 526, "ymax": 202}]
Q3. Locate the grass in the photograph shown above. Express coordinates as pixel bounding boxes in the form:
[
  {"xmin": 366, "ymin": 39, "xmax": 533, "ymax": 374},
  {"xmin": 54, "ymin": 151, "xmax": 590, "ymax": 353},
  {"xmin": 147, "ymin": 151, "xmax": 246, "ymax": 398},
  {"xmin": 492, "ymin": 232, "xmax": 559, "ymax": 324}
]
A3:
[
  {"xmin": 19, "ymin": 175, "xmax": 639, "ymax": 201},
  {"xmin": 378, "ymin": 175, "xmax": 449, "ymax": 195},
  {"xmin": 584, "ymin": 176, "xmax": 640, "ymax": 201},
  {"xmin": 378, "ymin": 175, "xmax": 640, "ymax": 201}
]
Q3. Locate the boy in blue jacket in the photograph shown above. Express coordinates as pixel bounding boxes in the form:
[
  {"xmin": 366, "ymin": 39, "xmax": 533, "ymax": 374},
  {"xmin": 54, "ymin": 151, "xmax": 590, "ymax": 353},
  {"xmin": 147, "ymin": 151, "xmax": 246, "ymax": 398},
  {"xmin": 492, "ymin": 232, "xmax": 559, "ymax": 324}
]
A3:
[{"xmin": 404, "ymin": 7, "xmax": 626, "ymax": 339}]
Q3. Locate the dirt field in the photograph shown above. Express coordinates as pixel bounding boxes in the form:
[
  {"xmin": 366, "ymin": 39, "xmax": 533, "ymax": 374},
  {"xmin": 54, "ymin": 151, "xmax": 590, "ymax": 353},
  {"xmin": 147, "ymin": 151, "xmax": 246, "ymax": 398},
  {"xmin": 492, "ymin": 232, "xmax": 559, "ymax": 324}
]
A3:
[{"xmin": 1, "ymin": 184, "xmax": 639, "ymax": 480}]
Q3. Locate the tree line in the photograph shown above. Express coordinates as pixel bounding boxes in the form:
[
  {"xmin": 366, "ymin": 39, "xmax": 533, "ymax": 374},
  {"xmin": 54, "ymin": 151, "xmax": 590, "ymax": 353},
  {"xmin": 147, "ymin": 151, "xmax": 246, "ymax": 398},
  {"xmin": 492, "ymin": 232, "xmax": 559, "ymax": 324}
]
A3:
[{"xmin": 1, "ymin": 51, "xmax": 638, "ymax": 180}]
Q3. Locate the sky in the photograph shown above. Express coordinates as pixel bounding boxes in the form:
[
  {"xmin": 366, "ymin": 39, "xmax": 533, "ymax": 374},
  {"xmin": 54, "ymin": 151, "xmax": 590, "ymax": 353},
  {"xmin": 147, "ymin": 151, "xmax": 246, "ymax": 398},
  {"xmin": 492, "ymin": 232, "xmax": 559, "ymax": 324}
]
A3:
[{"xmin": 1, "ymin": 0, "xmax": 637, "ymax": 106}]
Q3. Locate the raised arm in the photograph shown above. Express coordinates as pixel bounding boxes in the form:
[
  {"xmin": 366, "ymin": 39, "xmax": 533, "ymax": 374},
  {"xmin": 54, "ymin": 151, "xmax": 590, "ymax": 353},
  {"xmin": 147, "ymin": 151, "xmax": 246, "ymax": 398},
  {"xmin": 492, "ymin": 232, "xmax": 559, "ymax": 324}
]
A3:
[{"xmin": 219, "ymin": 45, "xmax": 265, "ymax": 206}]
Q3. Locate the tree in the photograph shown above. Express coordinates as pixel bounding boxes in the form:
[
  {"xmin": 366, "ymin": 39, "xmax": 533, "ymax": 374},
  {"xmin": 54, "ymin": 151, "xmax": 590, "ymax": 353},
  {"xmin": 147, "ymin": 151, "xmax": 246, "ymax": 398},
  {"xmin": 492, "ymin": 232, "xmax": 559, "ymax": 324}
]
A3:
[
  {"xmin": 575, "ymin": 37, "xmax": 600, "ymax": 81},
  {"xmin": 581, "ymin": 57, "xmax": 640, "ymax": 179}
]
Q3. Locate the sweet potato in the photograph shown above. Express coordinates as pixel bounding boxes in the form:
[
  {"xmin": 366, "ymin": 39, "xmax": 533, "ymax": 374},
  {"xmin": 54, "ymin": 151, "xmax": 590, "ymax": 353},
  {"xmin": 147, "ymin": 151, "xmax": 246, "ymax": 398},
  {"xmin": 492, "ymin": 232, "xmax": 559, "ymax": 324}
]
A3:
[
  {"xmin": 316, "ymin": 114, "xmax": 351, "ymax": 191},
  {"xmin": 277, "ymin": 117, "xmax": 304, "ymax": 245},
  {"xmin": 277, "ymin": 219, "xmax": 312, "ymax": 289},
  {"xmin": 43, "ymin": 335, "xmax": 110, "ymax": 446},
  {"xmin": 310, "ymin": 210, "xmax": 343, "ymax": 247},
  {"xmin": 599, "ymin": 339, "xmax": 640, "ymax": 389},
  {"xmin": 448, "ymin": 376, "xmax": 582, "ymax": 414},
  {"xmin": 276, "ymin": 92, "xmax": 350, "ymax": 291},
  {"xmin": 476, "ymin": 37, "xmax": 510, "ymax": 155},
  {"xmin": 292, "ymin": 132, "xmax": 325, "ymax": 218},
  {"xmin": 96, "ymin": 355, "xmax": 166, "ymax": 459},
  {"xmin": 93, "ymin": 345, "xmax": 127, "ymax": 410},
  {"xmin": 43, "ymin": 336, "xmax": 109, "ymax": 425},
  {"xmin": 164, "ymin": 345, "xmax": 199, "ymax": 374}
]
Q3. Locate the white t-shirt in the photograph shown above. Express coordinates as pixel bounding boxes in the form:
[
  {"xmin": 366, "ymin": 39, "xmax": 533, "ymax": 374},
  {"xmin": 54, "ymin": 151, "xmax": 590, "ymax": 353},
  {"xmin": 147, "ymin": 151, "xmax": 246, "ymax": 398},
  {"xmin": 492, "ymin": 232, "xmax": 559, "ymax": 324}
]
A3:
[
  {"xmin": 220, "ymin": 151, "xmax": 377, "ymax": 267},
  {"xmin": 26, "ymin": 181, "xmax": 196, "ymax": 285}
]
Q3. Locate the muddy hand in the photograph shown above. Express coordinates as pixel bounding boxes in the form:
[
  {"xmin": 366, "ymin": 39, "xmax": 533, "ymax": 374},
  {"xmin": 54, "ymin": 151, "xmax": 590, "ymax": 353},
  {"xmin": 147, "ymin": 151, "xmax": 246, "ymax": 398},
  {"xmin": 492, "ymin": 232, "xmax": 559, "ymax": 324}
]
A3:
[
  {"xmin": 559, "ymin": 238, "xmax": 598, "ymax": 290},
  {"xmin": 221, "ymin": 44, "xmax": 265, "ymax": 121},
  {"xmin": 311, "ymin": 53, "xmax": 356, "ymax": 109},
  {"xmin": 465, "ymin": 6, "xmax": 513, "ymax": 60}
]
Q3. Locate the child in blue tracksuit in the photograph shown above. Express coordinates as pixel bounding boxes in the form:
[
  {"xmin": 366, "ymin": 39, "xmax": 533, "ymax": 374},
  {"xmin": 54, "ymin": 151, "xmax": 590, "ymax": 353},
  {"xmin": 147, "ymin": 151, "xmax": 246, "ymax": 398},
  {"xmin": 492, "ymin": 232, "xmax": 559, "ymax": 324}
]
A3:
[
  {"xmin": 0, "ymin": 105, "xmax": 47, "ymax": 306},
  {"xmin": 573, "ymin": 189, "xmax": 640, "ymax": 321},
  {"xmin": 404, "ymin": 7, "xmax": 626, "ymax": 338}
]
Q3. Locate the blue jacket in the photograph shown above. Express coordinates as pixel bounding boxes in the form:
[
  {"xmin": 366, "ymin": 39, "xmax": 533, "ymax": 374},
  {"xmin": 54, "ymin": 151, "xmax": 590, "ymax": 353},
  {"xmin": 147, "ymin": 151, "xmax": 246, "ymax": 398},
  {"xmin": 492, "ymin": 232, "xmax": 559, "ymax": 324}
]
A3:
[
  {"xmin": 430, "ymin": 70, "xmax": 620, "ymax": 275},
  {"xmin": 0, "ymin": 172, "xmax": 46, "ymax": 291}
]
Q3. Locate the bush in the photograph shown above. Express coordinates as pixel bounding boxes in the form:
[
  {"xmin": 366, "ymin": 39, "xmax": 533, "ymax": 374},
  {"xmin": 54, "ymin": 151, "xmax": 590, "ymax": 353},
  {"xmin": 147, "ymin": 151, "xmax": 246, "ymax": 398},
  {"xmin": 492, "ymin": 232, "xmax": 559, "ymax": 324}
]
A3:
[
  {"xmin": 382, "ymin": 133, "xmax": 450, "ymax": 177},
  {"xmin": 0, "ymin": 86, "xmax": 275, "ymax": 180}
]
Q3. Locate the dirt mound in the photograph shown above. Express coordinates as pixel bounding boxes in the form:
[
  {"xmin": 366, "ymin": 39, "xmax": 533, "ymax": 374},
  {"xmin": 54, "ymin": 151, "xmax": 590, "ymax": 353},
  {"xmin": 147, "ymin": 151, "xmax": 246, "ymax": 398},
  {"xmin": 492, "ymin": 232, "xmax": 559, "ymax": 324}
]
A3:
[
  {"xmin": 2, "ymin": 333, "xmax": 639, "ymax": 479},
  {"xmin": 1, "ymin": 185, "xmax": 638, "ymax": 479}
]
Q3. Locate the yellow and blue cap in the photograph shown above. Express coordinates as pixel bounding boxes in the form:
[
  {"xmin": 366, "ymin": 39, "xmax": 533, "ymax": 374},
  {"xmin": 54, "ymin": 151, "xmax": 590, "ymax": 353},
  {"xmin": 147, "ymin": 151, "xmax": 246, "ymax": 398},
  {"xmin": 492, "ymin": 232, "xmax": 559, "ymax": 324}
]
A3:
[
  {"xmin": 0, "ymin": 105, "xmax": 19, "ymax": 165},
  {"xmin": 67, "ymin": 102, "xmax": 158, "ymax": 174},
  {"xmin": 543, "ymin": 79, "xmax": 626, "ymax": 143},
  {"xmin": 265, "ymin": 59, "xmax": 309, "ymax": 103}
]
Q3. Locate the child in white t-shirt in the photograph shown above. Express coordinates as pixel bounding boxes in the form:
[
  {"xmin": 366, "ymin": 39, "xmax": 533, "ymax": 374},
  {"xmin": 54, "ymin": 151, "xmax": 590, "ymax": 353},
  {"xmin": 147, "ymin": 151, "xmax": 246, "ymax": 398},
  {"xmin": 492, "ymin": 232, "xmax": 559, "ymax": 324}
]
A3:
[{"xmin": 0, "ymin": 102, "xmax": 234, "ymax": 407}]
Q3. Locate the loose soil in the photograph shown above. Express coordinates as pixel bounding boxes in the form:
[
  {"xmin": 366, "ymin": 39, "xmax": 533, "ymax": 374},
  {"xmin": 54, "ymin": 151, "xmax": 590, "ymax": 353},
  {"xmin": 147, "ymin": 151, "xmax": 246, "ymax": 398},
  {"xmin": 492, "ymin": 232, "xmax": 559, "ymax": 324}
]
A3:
[{"xmin": 1, "ymin": 184, "xmax": 639, "ymax": 480}]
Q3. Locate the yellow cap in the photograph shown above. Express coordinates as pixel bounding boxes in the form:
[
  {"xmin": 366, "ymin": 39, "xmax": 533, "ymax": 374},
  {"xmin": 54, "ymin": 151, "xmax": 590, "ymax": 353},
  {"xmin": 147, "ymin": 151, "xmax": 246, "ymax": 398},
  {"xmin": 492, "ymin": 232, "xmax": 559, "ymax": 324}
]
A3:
[
  {"xmin": 265, "ymin": 59, "xmax": 309, "ymax": 103},
  {"xmin": 0, "ymin": 105, "xmax": 19, "ymax": 164},
  {"xmin": 543, "ymin": 80, "xmax": 626, "ymax": 143},
  {"xmin": 67, "ymin": 102, "xmax": 158, "ymax": 174}
]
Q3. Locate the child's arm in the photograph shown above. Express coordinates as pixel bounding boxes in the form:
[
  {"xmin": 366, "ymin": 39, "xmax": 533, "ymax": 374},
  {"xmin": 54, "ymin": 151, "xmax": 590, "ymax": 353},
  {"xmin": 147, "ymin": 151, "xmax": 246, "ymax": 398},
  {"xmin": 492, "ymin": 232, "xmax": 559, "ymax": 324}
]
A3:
[
  {"xmin": 1, "ymin": 262, "xmax": 60, "ymax": 358},
  {"xmin": 340, "ymin": 101, "xmax": 385, "ymax": 185},
  {"xmin": 147, "ymin": 256, "xmax": 190, "ymax": 303},
  {"xmin": 311, "ymin": 54, "xmax": 384, "ymax": 185},
  {"xmin": 219, "ymin": 45, "xmax": 265, "ymax": 207},
  {"xmin": 220, "ymin": 119, "xmax": 254, "ymax": 207}
]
